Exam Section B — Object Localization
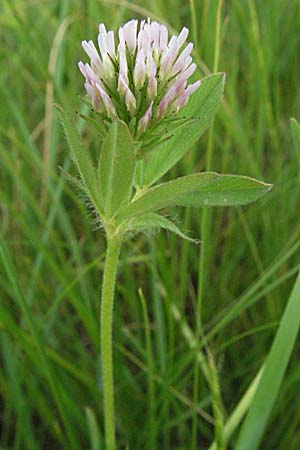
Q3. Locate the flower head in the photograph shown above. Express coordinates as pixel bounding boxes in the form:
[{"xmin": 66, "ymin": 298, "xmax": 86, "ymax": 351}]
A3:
[{"xmin": 78, "ymin": 19, "xmax": 201, "ymax": 138}]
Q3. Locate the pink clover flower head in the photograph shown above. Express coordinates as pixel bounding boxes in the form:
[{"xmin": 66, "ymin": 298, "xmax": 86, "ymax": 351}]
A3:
[{"xmin": 78, "ymin": 18, "xmax": 201, "ymax": 137}]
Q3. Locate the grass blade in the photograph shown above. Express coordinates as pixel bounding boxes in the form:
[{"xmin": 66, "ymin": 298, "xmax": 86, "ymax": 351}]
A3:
[
  {"xmin": 85, "ymin": 407, "xmax": 103, "ymax": 450},
  {"xmin": 0, "ymin": 238, "xmax": 80, "ymax": 450},
  {"xmin": 235, "ymin": 269, "xmax": 300, "ymax": 450}
]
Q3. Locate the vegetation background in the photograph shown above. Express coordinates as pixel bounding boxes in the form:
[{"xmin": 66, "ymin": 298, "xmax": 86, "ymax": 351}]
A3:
[{"xmin": 0, "ymin": 0, "xmax": 300, "ymax": 449}]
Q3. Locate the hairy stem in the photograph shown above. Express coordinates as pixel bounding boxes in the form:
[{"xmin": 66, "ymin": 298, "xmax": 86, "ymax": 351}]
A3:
[{"xmin": 101, "ymin": 237, "xmax": 122, "ymax": 450}]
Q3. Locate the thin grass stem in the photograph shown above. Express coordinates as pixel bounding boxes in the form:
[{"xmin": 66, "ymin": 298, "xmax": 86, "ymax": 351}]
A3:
[{"xmin": 192, "ymin": 1, "xmax": 223, "ymax": 448}]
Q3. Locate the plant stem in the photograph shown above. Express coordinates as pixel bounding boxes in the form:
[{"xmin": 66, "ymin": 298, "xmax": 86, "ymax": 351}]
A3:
[{"xmin": 101, "ymin": 237, "xmax": 122, "ymax": 450}]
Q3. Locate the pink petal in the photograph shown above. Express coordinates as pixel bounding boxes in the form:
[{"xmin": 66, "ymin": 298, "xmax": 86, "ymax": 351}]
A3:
[
  {"xmin": 96, "ymin": 83, "xmax": 117, "ymax": 118},
  {"xmin": 138, "ymin": 101, "xmax": 153, "ymax": 133},
  {"xmin": 177, "ymin": 27, "xmax": 189, "ymax": 48},
  {"xmin": 172, "ymin": 42, "xmax": 193, "ymax": 75}
]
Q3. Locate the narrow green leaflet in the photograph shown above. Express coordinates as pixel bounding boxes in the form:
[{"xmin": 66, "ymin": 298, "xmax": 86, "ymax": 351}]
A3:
[
  {"xmin": 58, "ymin": 109, "xmax": 102, "ymax": 213},
  {"xmin": 235, "ymin": 269, "xmax": 300, "ymax": 450},
  {"xmin": 117, "ymin": 173, "xmax": 272, "ymax": 221},
  {"xmin": 176, "ymin": 174, "xmax": 272, "ymax": 207},
  {"xmin": 120, "ymin": 213, "xmax": 197, "ymax": 242},
  {"xmin": 143, "ymin": 73, "xmax": 225, "ymax": 188},
  {"xmin": 98, "ymin": 120, "xmax": 135, "ymax": 218}
]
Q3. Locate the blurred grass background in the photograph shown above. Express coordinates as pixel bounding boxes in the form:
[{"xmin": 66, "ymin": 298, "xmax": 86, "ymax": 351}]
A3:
[{"xmin": 0, "ymin": 0, "xmax": 300, "ymax": 449}]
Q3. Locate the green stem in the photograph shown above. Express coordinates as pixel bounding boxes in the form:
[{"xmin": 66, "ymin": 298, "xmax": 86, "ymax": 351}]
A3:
[{"xmin": 101, "ymin": 237, "xmax": 122, "ymax": 450}]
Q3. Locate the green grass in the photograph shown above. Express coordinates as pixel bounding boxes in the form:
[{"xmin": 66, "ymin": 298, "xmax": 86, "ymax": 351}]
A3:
[{"xmin": 1, "ymin": 0, "xmax": 300, "ymax": 449}]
